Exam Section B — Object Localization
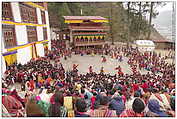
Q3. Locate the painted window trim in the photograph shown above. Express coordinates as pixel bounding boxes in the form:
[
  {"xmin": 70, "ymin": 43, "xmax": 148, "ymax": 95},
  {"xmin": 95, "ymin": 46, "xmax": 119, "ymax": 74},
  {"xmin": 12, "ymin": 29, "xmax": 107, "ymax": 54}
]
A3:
[
  {"xmin": 6, "ymin": 39, "xmax": 49, "ymax": 52},
  {"xmin": 19, "ymin": 3, "xmax": 38, "ymax": 24},
  {"xmin": 2, "ymin": 20, "xmax": 46, "ymax": 27},
  {"xmin": 2, "ymin": 24, "xmax": 17, "ymax": 48},
  {"xmin": 23, "ymin": 2, "xmax": 46, "ymax": 11},
  {"xmin": 2, "ymin": 2, "xmax": 14, "ymax": 21},
  {"xmin": 2, "ymin": 50, "xmax": 17, "ymax": 56}
]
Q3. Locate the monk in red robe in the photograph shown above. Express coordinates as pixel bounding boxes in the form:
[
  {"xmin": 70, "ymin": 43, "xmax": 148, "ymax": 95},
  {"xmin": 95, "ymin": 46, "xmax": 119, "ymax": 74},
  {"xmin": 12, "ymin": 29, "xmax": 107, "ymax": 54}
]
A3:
[
  {"xmin": 89, "ymin": 66, "xmax": 93, "ymax": 73},
  {"xmin": 115, "ymin": 66, "xmax": 124, "ymax": 76}
]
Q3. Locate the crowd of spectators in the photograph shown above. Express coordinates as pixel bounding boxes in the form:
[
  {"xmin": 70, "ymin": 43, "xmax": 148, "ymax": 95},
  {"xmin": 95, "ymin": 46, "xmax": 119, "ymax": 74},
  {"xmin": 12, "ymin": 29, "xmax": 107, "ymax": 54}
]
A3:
[{"xmin": 2, "ymin": 40, "xmax": 175, "ymax": 117}]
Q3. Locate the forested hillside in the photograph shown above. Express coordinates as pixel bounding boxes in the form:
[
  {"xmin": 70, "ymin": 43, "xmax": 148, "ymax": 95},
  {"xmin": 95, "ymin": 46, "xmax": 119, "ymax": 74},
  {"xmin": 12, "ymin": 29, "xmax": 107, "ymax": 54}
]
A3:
[{"xmin": 48, "ymin": 2, "xmax": 166, "ymax": 43}]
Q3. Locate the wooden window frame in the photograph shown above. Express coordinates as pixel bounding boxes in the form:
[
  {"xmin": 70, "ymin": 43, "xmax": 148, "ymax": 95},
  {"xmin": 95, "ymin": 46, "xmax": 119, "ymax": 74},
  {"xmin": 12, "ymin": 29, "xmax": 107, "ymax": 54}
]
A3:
[
  {"xmin": 19, "ymin": 3, "xmax": 38, "ymax": 24},
  {"xmin": 2, "ymin": 25, "xmax": 17, "ymax": 48},
  {"xmin": 43, "ymin": 27, "xmax": 48, "ymax": 40},
  {"xmin": 2, "ymin": 2, "xmax": 13, "ymax": 21},
  {"xmin": 27, "ymin": 26, "xmax": 38, "ymax": 43},
  {"xmin": 41, "ymin": 10, "xmax": 46, "ymax": 24}
]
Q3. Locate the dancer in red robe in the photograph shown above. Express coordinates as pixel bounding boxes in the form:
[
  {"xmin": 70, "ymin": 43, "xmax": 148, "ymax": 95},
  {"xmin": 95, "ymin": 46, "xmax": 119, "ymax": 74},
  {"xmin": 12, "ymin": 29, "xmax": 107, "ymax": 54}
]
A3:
[
  {"xmin": 115, "ymin": 66, "xmax": 124, "ymax": 76},
  {"xmin": 89, "ymin": 66, "xmax": 93, "ymax": 73},
  {"xmin": 73, "ymin": 64, "xmax": 79, "ymax": 71},
  {"xmin": 102, "ymin": 56, "xmax": 107, "ymax": 63}
]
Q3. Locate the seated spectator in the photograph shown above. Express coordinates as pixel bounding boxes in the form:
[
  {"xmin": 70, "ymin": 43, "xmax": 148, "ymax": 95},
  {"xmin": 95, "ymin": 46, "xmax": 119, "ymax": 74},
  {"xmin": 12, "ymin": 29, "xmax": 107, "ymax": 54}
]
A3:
[
  {"xmin": 146, "ymin": 99, "xmax": 168, "ymax": 117},
  {"xmin": 48, "ymin": 91, "xmax": 67, "ymax": 117},
  {"xmin": 84, "ymin": 94, "xmax": 91, "ymax": 109},
  {"xmin": 109, "ymin": 96, "xmax": 125, "ymax": 116},
  {"xmin": 166, "ymin": 96, "xmax": 175, "ymax": 117},
  {"xmin": 26, "ymin": 95, "xmax": 45, "ymax": 117},
  {"xmin": 89, "ymin": 96, "xmax": 117, "ymax": 117},
  {"xmin": 75, "ymin": 99, "xmax": 90, "ymax": 117},
  {"xmin": 120, "ymin": 98, "xmax": 145, "ymax": 117}
]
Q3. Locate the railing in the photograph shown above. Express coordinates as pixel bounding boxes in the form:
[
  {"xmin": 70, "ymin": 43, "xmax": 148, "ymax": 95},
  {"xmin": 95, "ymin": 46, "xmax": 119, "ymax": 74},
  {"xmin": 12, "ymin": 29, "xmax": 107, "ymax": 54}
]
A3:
[
  {"xmin": 74, "ymin": 40, "xmax": 105, "ymax": 46},
  {"xmin": 73, "ymin": 32, "xmax": 107, "ymax": 35},
  {"xmin": 69, "ymin": 26, "xmax": 109, "ymax": 30}
]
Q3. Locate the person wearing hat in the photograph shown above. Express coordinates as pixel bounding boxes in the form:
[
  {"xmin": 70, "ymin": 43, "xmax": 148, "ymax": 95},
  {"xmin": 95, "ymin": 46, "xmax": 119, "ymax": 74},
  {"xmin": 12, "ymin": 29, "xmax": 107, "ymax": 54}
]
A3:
[
  {"xmin": 146, "ymin": 99, "xmax": 168, "ymax": 117},
  {"xmin": 109, "ymin": 96, "xmax": 125, "ymax": 116}
]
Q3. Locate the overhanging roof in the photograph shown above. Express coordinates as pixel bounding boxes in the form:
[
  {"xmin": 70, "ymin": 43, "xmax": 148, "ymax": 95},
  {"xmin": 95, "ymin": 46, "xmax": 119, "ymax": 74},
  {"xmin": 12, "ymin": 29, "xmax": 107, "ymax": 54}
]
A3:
[
  {"xmin": 153, "ymin": 39, "xmax": 175, "ymax": 43},
  {"xmin": 63, "ymin": 16, "xmax": 108, "ymax": 23},
  {"xmin": 63, "ymin": 16, "xmax": 107, "ymax": 20}
]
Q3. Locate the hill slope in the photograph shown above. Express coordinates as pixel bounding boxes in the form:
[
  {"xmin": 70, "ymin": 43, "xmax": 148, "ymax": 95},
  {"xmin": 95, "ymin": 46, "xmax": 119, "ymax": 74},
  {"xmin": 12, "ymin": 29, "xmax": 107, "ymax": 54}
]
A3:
[{"xmin": 48, "ymin": 2, "xmax": 167, "ymax": 42}]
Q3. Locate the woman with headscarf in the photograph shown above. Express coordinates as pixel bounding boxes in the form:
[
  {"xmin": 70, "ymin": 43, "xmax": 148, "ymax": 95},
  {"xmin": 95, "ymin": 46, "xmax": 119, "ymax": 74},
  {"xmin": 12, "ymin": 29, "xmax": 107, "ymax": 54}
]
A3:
[
  {"xmin": 109, "ymin": 96, "xmax": 125, "ymax": 116},
  {"xmin": 146, "ymin": 99, "xmax": 168, "ymax": 117}
]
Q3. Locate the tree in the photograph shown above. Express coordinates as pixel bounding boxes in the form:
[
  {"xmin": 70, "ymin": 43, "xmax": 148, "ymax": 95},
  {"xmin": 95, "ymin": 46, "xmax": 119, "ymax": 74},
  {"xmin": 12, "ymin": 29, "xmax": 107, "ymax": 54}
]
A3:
[
  {"xmin": 125, "ymin": 2, "xmax": 150, "ymax": 40},
  {"xmin": 147, "ymin": 2, "xmax": 154, "ymax": 39},
  {"xmin": 147, "ymin": 2, "xmax": 166, "ymax": 39},
  {"xmin": 48, "ymin": 3, "xmax": 61, "ymax": 27},
  {"xmin": 127, "ymin": 2, "xmax": 130, "ymax": 46},
  {"xmin": 67, "ymin": 3, "xmax": 81, "ymax": 16},
  {"xmin": 109, "ymin": 3, "xmax": 114, "ymax": 45},
  {"xmin": 48, "ymin": 2, "xmax": 167, "ymax": 42},
  {"xmin": 137, "ymin": 2, "xmax": 142, "ymax": 39}
]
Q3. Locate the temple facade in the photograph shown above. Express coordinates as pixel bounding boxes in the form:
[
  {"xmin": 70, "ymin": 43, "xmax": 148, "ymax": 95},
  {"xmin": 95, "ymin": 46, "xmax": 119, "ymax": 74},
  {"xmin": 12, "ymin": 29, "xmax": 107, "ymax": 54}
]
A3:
[
  {"xmin": 63, "ymin": 16, "xmax": 109, "ymax": 49},
  {"xmin": 2, "ymin": 2, "xmax": 51, "ymax": 73}
]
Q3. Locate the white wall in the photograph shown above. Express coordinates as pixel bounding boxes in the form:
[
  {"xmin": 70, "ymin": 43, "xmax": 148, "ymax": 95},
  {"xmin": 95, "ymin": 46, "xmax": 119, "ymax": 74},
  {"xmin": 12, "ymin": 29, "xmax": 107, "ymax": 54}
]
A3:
[
  {"xmin": 15, "ymin": 25, "xmax": 28, "ymax": 45},
  {"xmin": 51, "ymin": 30, "xmax": 57, "ymax": 40},
  {"xmin": 36, "ymin": 8, "xmax": 42, "ymax": 24},
  {"xmin": 1, "ymin": 37, "xmax": 7, "ymax": 74},
  {"xmin": 11, "ymin": 2, "xmax": 21, "ymax": 22},
  {"xmin": 36, "ymin": 44, "xmax": 44, "ymax": 57},
  {"xmin": 37, "ymin": 26, "xmax": 44, "ymax": 41},
  {"xmin": 1, "ymin": 56, "xmax": 6, "ymax": 74},
  {"xmin": 45, "ymin": 11, "xmax": 51, "ymax": 50},
  {"xmin": 17, "ymin": 46, "xmax": 31, "ymax": 64},
  {"xmin": 1, "ymin": 32, "xmax": 7, "ymax": 53}
]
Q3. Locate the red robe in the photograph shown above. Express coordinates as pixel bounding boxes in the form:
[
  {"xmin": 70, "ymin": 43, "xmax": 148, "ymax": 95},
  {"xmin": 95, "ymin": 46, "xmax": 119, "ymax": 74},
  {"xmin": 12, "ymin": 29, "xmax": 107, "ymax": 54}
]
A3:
[
  {"xmin": 102, "ymin": 57, "xmax": 106, "ymax": 62},
  {"xmin": 89, "ymin": 67, "xmax": 93, "ymax": 73}
]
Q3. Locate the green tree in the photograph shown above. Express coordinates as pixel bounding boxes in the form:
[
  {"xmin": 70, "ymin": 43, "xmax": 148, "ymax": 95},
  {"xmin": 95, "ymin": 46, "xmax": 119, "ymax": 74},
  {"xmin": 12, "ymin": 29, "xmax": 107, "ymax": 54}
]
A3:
[
  {"xmin": 48, "ymin": 2, "xmax": 167, "ymax": 42},
  {"xmin": 67, "ymin": 3, "xmax": 81, "ymax": 16}
]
